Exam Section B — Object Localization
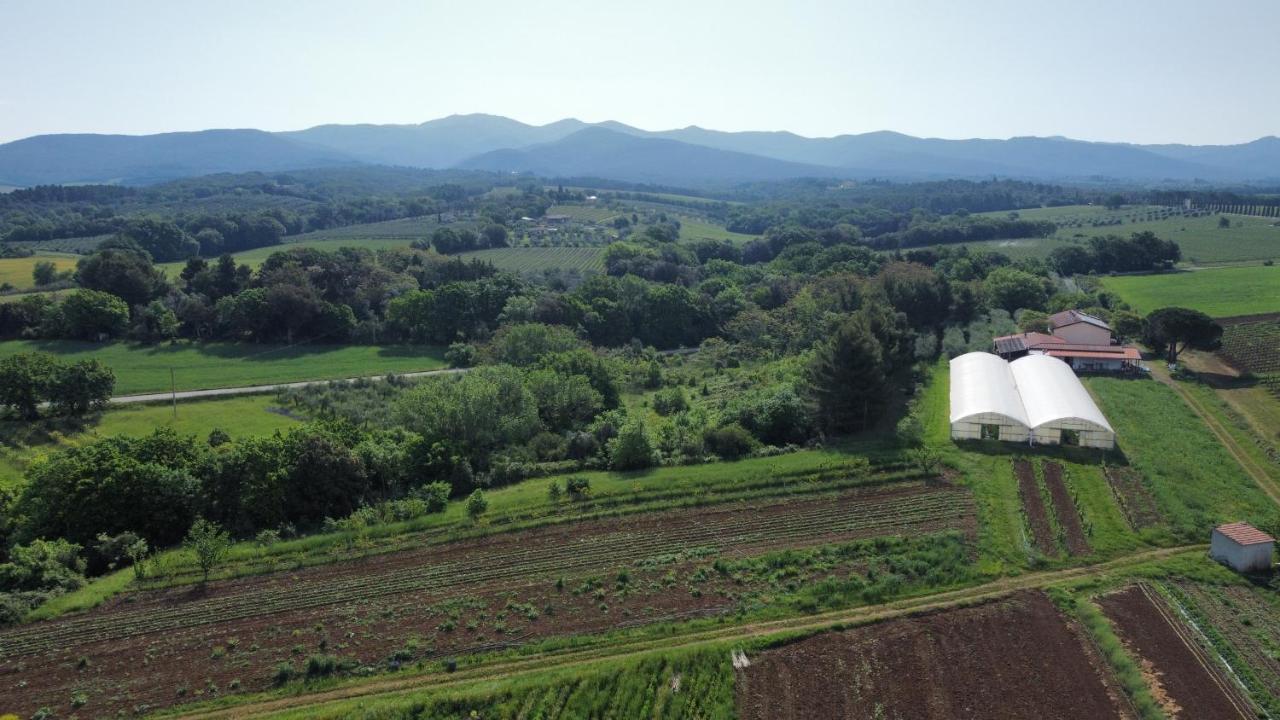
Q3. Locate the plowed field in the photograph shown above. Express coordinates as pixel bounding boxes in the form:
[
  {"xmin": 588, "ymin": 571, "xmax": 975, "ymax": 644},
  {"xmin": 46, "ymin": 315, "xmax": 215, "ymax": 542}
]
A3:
[
  {"xmin": 1043, "ymin": 462, "xmax": 1091, "ymax": 555},
  {"xmin": 736, "ymin": 591, "xmax": 1133, "ymax": 720},
  {"xmin": 1015, "ymin": 459, "xmax": 1057, "ymax": 556},
  {"xmin": 1098, "ymin": 585, "xmax": 1254, "ymax": 720},
  {"xmin": 0, "ymin": 480, "xmax": 974, "ymax": 718}
]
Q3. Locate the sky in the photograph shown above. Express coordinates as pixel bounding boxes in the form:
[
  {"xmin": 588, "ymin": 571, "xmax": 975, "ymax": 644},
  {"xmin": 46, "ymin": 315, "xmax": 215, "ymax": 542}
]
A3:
[{"xmin": 3, "ymin": 0, "xmax": 1279, "ymax": 145}]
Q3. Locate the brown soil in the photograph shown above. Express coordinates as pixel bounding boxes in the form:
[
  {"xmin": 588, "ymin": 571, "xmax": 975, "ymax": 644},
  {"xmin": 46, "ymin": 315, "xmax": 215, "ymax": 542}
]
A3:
[
  {"xmin": 1042, "ymin": 462, "xmax": 1091, "ymax": 555},
  {"xmin": 1014, "ymin": 459, "xmax": 1057, "ymax": 556},
  {"xmin": 1098, "ymin": 585, "xmax": 1255, "ymax": 720},
  {"xmin": 736, "ymin": 591, "xmax": 1133, "ymax": 720},
  {"xmin": 1103, "ymin": 466, "xmax": 1163, "ymax": 530},
  {"xmin": 0, "ymin": 481, "xmax": 974, "ymax": 719}
]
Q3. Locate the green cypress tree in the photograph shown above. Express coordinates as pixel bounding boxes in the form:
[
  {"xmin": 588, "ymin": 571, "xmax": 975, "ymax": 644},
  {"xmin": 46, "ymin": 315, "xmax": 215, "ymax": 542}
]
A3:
[{"xmin": 806, "ymin": 316, "xmax": 889, "ymax": 434}]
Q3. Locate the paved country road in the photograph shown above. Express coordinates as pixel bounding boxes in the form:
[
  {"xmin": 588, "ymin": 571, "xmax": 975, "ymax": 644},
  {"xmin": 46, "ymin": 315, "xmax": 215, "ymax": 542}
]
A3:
[{"xmin": 108, "ymin": 368, "xmax": 467, "ymax": 405}]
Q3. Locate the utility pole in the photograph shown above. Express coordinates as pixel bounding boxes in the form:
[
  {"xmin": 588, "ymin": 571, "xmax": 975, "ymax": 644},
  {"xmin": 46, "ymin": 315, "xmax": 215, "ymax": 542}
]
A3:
[{"xmin": 171, "ymin": 367, "xmax": 177, "ymax": 419}]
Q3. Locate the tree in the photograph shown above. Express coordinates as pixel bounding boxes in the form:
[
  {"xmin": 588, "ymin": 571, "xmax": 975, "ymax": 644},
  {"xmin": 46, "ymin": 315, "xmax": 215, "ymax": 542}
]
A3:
[
  {"xmin": 60, "ymin": 289, "xmax": 130, "ymax": 340},
  {"xmin": 131, "ymin": 300, "xmax": 180, "ymax": 341},
  {"xmin": 76, "ymin": 248, "xmax": 168, "ymax": 307},
  {"xmin": 807, "ymin": 315, "xmax": 889, "ymax": 433},
  {"xmin": 608, "ymin": 418, "xmax": 656, "ymax": 470},
  {"xmin": 47, "ymin": 359, "xmax": 115, "ymax": 417},
  {"xmin": 1143, "ymin": 307, "xmax": 1222, "ymax": 363},
  {"xmin": 983, "ymin": 267, "xmax": 1048, "ymax": 313},
  {"xmin": 1110, "ymin": 310, "xmax": 1144, "ymax": 341},
  {"xmin": 1218, "ymin": 215, "xmax": 1231, "ymax": 229},
  {"xmin": 1015, "ymin": 309, "xmax": 1049, "ymax": 334},
  {"xmin": 465, "ymin": 489, "xmax": 488, "ymax": 522},
  {"xmin": 31, "ymin": 261, "xmax": 59, "ymax": 286},
  {"xmin": 116, "ymin": 218, "xmax": 199, "ymax": 262},
  {"xmin": 481, "ymin": 224, "xmax": 509, "ymax": 248},
  {"xmin": 0, "ymin": 352, "xmax": 57, "ymax": 419},
  {"xmin": 184, "ymin": 517, "xmax": 231, "ymax": 583},
  {"xmin": 872, "ymin": 262, "xmax": 951, "ymax": 328},
  {"xmin": 1104, "ymin": 194, "xmax": 1126, "ymax": 210}
]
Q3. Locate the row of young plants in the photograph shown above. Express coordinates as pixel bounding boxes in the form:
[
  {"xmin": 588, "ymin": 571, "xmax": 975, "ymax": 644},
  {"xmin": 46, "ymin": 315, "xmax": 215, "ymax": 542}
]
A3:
[{"xmin": 1, "ymin": 479, "xmax": 970, "ymax": 656}]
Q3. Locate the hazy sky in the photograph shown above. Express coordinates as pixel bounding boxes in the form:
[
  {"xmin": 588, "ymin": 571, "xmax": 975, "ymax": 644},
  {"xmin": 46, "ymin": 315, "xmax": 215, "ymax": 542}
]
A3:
[{"xmin": 3, "ymin": 0, "xmax": 1278, "ymax": 145}]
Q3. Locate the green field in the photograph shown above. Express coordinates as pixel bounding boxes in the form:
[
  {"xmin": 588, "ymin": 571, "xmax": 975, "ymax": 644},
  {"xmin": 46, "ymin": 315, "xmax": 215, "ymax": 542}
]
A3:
[
  {"xmin": 1100, "ymin": 265, "xmax": 1280, "ymax": 317},
  {"xmin": 0, "ymin": 340, "xmax": 446, "ymax": 395},
  {"xmin": 546, "ymin": 203, "xmax": 622, "ymax": 223},
  {"xmin": 0, "ymin": 252, "xmax": 79, "ymax": 290},
  {"xmin": 0, "ymin": 395, "xmax": 300, "ymax": 490},
  {"xmin": 959, "ymin": 205, "xmax": 1280, "ymax": 265},
  {"xmin": 0, "ymin": 288, "xmax": 64, "ymax": 304},
  {"xmin": 676, "ymin": 214, "xmax": 759, "ymax": 244},
  {"xmin": 461, "ymin": 246, "xmax": 605, "ymax": 273}
]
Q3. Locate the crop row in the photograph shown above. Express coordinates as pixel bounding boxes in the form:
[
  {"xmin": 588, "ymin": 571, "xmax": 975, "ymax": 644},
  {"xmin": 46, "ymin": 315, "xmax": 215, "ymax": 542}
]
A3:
[
  {"xmin": 1168, "ymin": 581, "xmax": 1280, "ymax": 714},
  {"xmin": 1, "ymin": 483, "xmax": 972, "ymax": 656},
  {"xmin": 1219, "ymin": 320, "xmax": 1280, "ymax": 375}
]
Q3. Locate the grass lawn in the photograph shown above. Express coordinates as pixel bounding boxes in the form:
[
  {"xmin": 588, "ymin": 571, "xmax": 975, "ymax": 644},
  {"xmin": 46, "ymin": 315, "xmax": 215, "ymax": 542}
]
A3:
[
  {"xmin": 0, "ymin": 340, "xmax": 447, "ymax": 395},
  {"xmin": 0, "ymin": 394, "xmax": 300, "ymax": 491},
  {"xmin": 1099, "ymin": 265, "xmax": 1280, "ymax": 317},
  {"xmin": 0, "ymin": 253, "xmax": 79, "ymax": 291}
]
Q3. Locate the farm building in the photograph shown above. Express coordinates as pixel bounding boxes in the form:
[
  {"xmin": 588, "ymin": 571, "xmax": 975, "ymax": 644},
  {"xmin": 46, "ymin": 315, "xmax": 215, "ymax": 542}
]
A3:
[
  {"xmin": 993, "ymin": 310, "xmax": 1141, "ymax": 373},
  {"xmin": 949, "ymin": 352, "xmax": 1115, "ymax": 449},
  {"xmin": 1210, "ymin": 522, "xmax": 1275, "ymax": 572}
]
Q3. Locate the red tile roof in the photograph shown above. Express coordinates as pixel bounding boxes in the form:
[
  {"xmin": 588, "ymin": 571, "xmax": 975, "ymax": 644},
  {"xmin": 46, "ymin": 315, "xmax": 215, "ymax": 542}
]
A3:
[
  {"xmin": 1043, "ymin": 347, "xmax": 1142, "ymax": 361},
  {"xmin": 1216, "ymin": 522, "xmax": 1275, "ymax": 546},
  {"xmin": 1050, "ymin": 309, "xmax": 1110, "ymax": 331}
]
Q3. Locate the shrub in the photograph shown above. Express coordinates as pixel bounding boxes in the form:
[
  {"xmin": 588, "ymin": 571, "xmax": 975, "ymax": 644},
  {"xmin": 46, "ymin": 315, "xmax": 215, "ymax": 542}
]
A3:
[
  {"xmin": 411, "ymin": 481, "xmax": 451, "ymax": 513},
  {"xmin": 652, "ymin": 387, "xmax": 688, "ymax": 416},
  {"xmin": 704, "ymin": 423, "xmax": 756, "ymax": 459},
  {"xmin": 547, "ymin": 481, "xmax": 563, "ymax": 503},
  {"xmin": 608, "ymin": 418, "xmax": 656, "ymax": 471},
  {"xmin": 184, "ymin": 517, "xmax": 231, "ymax": 583},
  {"xmin": 304, "ymin": 654, "xmax": 338, "ymax": 678},
  {"xmin": 272, "ymin": 662, "xmax": 296, "ymax": 685},
  {"xmin": 465, "ymin": 490, "xmax": 489, "ymax": 521},
  {"xmin": 444, "ymin": 342, "xmax": 477, "ymax": 368},
  {"xmin": 565, "ymin": 476, "xmax": 591, "ymax": 500}
]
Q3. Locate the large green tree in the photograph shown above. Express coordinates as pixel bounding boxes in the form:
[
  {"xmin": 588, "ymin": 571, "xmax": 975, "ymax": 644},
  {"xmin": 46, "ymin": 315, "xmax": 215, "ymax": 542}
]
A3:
[
  {"xmin": 1143, "ymin": 307, "xmax": 1222, "ymax": 363},
  {"xmin": 0, "ymin": 352, "xmax": 58, "ymax": 420},
  {"xmin": 60, "ymin": 289, "xmax": 130, "ymax": 340},
  {"xmin": 806, "ymin": 315, "xmax": 890, "ymax": 433}
]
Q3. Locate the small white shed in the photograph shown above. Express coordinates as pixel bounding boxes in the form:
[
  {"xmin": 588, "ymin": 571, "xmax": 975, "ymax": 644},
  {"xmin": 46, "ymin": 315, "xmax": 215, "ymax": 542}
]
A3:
[{"xmin": 1210, "ymin": 522, "xmax": 1275, "ymax": 572}]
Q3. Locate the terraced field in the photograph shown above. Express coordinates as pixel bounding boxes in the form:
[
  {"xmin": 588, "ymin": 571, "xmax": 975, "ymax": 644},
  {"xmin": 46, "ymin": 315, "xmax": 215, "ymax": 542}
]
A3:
[
  {"xmin": 461, "ymin": 246, "xmax": 604, "ymax": 273},
  {"xmin": 0, "ymin": 479, "xmax": 975, "ymax": 717}
]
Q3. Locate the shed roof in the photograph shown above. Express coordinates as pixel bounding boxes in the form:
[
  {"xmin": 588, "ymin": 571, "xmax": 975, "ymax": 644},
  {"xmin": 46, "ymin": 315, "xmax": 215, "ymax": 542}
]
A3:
[
  {"xmin": 1215, "ymin": 522, "xmax": 1275, "ymax": 546},
  {"xmin": 1009, "ymin": 354, "xmax": 1114, "ymax": 432},
  {"xmin": 949, "ymin": 352, "xmax": 1030, "ymax": 427}
]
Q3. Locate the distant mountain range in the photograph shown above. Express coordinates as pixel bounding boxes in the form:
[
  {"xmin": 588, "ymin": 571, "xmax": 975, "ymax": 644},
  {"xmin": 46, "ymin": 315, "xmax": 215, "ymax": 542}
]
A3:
[{"xmin": 2, "ymin": 114, "xmax": 1277, "ymax": 188}]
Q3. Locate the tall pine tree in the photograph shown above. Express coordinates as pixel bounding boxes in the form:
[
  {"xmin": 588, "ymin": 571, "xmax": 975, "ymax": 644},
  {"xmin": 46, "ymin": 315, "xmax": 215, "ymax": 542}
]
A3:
[{"xmin": 806, "ymin": 315, "xmax": 889, "ymax": 434}]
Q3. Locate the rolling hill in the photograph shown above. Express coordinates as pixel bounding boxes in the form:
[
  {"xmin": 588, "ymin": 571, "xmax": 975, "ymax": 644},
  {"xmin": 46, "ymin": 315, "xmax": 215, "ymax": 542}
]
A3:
[{"xmin": 2, "ymin": 113, "xmax": 1278, "ymax": 187}]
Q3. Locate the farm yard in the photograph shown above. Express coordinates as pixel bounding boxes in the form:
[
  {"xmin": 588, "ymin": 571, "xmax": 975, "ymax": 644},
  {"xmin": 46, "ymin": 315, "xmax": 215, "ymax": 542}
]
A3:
[
  {"xmin": 0, "ymin": 340, "xmax": 447, "ymax": 395},
  {"xmin": 1099, "ymin": 264, "xmax": 1280, "ymax": 317},
  {"xmin": 0, "ymin": 475, "xmax": 977, "ymax": 718},
  {"xmin": 459, "ymin": 246, "xmax": 604, "ymax": 274}
]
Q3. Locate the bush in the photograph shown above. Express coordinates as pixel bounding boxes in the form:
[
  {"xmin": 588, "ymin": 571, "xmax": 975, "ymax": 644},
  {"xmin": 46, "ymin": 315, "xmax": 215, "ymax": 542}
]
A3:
[
  {"xmin": 411, "ymin": 481, "xmax": 451, "ymax": 513},
  {"xmin": 704, "ymin": 423, "xmax": 756, "ymax": 459},
  {"xmin": 651, "ymin": 387, "xmax": 688, "ymax": 416},
  {"xmin": 444, "ymin": 342, "xmax": 477, "ymax": 368},
  {"xmin": 608, "ymin": 419, "xmax": 656, "ymax": 471},
  {"xmin": 272, "ymin": 662, "xmax": 296, "ymax": 685},
  {"xmin": 304, "ymin": 654, "xmax": 339, "ymax": 678},
  {"xmin": 465, "ymin": 490, "xmax": 489, "ymax": 521},
  {"xmin": 565, "ymin": 476, "xmax": 591, "ymax": 500}
]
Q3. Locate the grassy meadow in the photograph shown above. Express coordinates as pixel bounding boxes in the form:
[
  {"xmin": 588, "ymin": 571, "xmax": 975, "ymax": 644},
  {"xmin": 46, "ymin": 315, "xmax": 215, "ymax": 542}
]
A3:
[
  {"xmin": 0, "ymin": 340, "xmax": 447, "ymax": 395},
  {"xmin": 959, "ymin": 205, "xmax": 1280, "ymax": 265},
  {"xmin": 1099, "ymin": 264, "xmax": 1280, "ymax": 317},
  {"xmin": 676, "ymin": 214, "xmax": 758, "ymax": 244},
  {"xmin": 0, "ymin": 395, "xmax": 300, "ymax": 491},
  {"xmin": 0, "ymin": 252, "xmax": 79, "ymax": 290}
]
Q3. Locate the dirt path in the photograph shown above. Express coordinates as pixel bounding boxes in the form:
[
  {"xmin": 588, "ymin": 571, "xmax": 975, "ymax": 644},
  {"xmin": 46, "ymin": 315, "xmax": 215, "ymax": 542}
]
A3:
[
  {"xmin": 1150, "ymin": 364, "xmax": 1280, "ymax": 508},
  {"xmin": 107, "ymin": 368, "xmax": 466, "ymax": 405},
  {"xmin": 168, "ymin": 545, "xmax": 1203, "ymax": 720}
]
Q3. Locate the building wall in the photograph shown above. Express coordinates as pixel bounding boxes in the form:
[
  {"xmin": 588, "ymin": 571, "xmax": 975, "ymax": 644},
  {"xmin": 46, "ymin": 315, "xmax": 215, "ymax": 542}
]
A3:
[
  {"xmin": 1210, "ymin": 531, "xmax": 1275, "ymax": 572},
  {"xmin": 1031, "ymin": 421, "xmax": 1114, "ymax": 449},
  {"xmin": 1056, "ymin": 323, "xmax": 1111, "ymax": 345},
  {"xmin": 1066, "ymin": 357, "xmax": 1126, "ymax": 373},
  {"xmin": 950, "ymin": 413, "xmax": 1030, "ymax": 442}
]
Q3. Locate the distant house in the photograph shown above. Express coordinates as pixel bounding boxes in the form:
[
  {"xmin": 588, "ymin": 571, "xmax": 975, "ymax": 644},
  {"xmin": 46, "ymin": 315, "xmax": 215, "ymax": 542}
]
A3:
[
  {"xmin": 543, "ymin": 214, "xmax": 571, "ymax": 225},
  {"xmin": 1210, "ymin": 522, "xmax": 1275, "ymax": 572},
  {"xmin": 993, "ymin": 310, "xmax": 1141, "ymax": 373}
]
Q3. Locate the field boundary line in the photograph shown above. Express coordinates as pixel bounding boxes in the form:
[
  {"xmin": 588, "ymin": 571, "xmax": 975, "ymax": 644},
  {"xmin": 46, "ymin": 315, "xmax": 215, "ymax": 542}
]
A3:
[{"xmin": 169, "ymin": 545, "xmax": 1202, "ymax": 719}]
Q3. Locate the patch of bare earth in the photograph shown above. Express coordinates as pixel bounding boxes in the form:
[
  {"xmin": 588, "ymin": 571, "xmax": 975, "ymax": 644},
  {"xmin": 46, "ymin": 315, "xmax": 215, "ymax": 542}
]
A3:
[
  {"xmin": 1042, "ymin": 462, "xmax": 1090, "ymax": 555},
  {"xmin": 1098, "ymin": 585, "xmax": 1255, "ymax": 720},
  {"xmin": 1014, "ymin": 459, "xmax": 1057, "ymax": 556},
  {"xmin": 736, "ymin": 591, "xmax": 1133, "ymax": 720}
]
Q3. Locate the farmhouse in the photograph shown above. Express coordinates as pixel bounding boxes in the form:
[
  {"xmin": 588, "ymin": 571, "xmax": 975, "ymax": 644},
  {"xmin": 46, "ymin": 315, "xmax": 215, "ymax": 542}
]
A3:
[
  {"xmin": 993, "ymin": 310, "xmax": 1141, "ymax": 373},
  {"xmin": 949, "ymin": 352, "xmax": 1115, "ymax": 449},
  {"xmin": 1210, "ymin": 522, "xmax": 1275, "ymax": 573}
]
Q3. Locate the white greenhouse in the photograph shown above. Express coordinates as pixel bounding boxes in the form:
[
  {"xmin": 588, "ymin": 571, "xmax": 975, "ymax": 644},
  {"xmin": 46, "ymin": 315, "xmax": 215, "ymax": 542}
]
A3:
[{"xmin": 949, "ymin": 352, "xmax": 1115, "ymax": 449}]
